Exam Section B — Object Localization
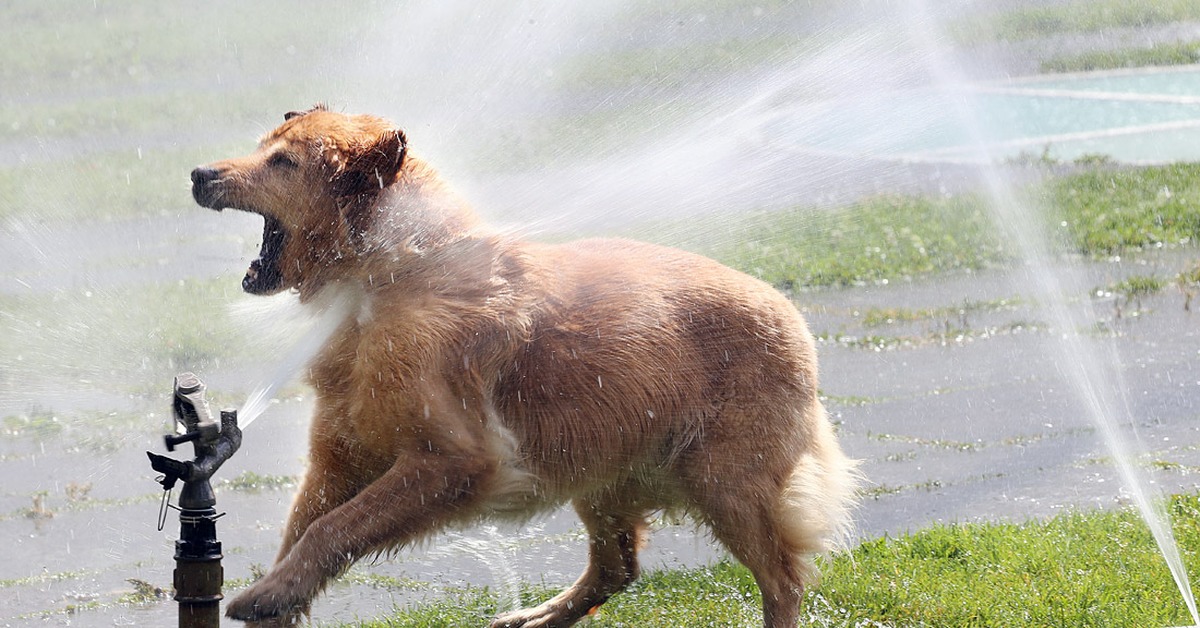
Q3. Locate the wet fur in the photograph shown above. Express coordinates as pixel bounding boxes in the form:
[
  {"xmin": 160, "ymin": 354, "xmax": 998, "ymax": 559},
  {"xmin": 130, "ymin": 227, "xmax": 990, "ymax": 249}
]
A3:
[{"xmin": 193, "ymin": 106, "xmax": 859, "ymax": 627}]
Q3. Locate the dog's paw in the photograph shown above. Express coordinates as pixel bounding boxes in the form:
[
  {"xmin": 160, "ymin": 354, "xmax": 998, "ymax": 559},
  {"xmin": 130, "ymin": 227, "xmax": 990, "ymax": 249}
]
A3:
[
  {"xmin": 225, "ymin": 573, "xmax": 311, "ymax": 623},
  {"xmin": 241, "ymin": 614, "xmax": 305, "ymax": 628},
  {"xmin": 491, "ymin": 601, "xmax": 594, "ymax": 628}
]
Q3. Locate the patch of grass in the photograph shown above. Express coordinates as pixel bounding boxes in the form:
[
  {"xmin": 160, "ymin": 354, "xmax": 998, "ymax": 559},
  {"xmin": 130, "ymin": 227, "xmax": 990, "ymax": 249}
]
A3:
[
  {"xmin": 860, "ymin": 306, "xmax": 938, "ymax": 327},
  {"xmin": 1041, "ymin": 41, "xmax": 1200, "ymax": 73},
  {"xmin": 859, "ymin": 298, "xmax": 1022, "ymax": 328},
  {"xmin": 1, "ymin": 1, "xmax": 382, "ymax": 110},
  {"xmin": 816, "ymin": 331, "xmax": 918, "ymax": 352},
  {"xmin": 1097, "ymin": 274, "xmax": 1169, "ymax": 303},
  {"xmin": 218, "ymin": 470, "xmax": 297, "ymax": 493},
  {"xmin": 343, "ymin": 564, "xmax": 764, "ymax": 627},
  {"xmin": 1048, "ymin": 163, "xmax": 1200, "ymax": 256},
  {"xmin": 1177, "ymin": 260, "xmax": 1200, "ymax": 311},
  {"xmin": 1150, "ymin": 460, "xmax": 1200, "ymax": 474},
  {"xmin": 868, "ymin": 431, "xmax": 979, "ymax": 452},
  {"xmin": 0, "ymin": 569, "xmax": 92, "ymax": 589},
  {"xmin": 617, "ymin": 163, "xmax": 1198, "ymax": 291},
  {"xmin": 349, "ymin": 495, "xmax": 1200, "ymax": 627},
  {"xmin": 814, "ymin": 495, "xmax": 1200, "ymax": 626},
  {"xmin": 816, "ymin": 320, "xmax": 1046, "ymax": 352},
  {"xmin": 2, "ymin": 407, "xmax": 63, "ymax": 439},
  {"xmin": 0, "ymin": 142, "xmax": 245, "ymax": 222},
  {"xmin": 640, "ymin": 193, "xmax": 1007, "ymax": 290},
  {"xmin": 118, "ymin": 579, "xmax": 169, "ymax": 605},
  {"xmin": 0, "ymin": 277, "xmax": 251, "ymax": 391},
  {"xmin": 336, "ymin": 570, "xmax": 429, "ymax": 593},
  {"xmin": 953, "ymin": 0, "xmax": 1200, "ymax": 42},
  {"xmin": 820, "ymin": 392, "xmax": 880, "ymax": 407}
]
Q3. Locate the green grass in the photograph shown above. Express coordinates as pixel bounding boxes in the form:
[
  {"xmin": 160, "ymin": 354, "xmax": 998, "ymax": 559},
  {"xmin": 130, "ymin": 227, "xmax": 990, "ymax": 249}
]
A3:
[
  {"xmin": 696, "ymin": 162, "xmax": 1198, "ymax": 292},
  {"xmin": 860, "ymin": 298, "xmax": 1021, "ymax": 328},
  {"xmin": 0, "ymin": 277, "xmax": 251, "ymax": 388},
  {"xmin": 1046, "ymin": 162, "xmax": 1200, "ymax": 255},
  {"xmin": 814, "ymin": 497, "xmax": 1200, "ymax": 627},
  {"xmin": 1099, "ymin": 275, "xmax": 1169, "ymax": 301},
  {"xmin": 339, "ymin": 494, "xmax": 1200, "ymax": 627},
  {"xmin": 1, "ymin": 1, "xmax": 381, "ymax": 103},
  {"xmin": 0, "ymin": 143, "xmax": 245, "ymax": 222},
  {"xmin": 218, "ymin": 470, "xmax": 298, "ymax": 492},
  {"xmin": 620, "ymin": 162, "xmax": 1200, "ymax": 293},
  {"xmin": 1041, "ymin": 41, "xmax": 1200, "ymax": 73},
  {"xmin": 953, "ymin": 0, "xmax": 1200, "ymax": 42},
  {"xmin": 637, "ymin": 194, "xmax": 1007, "ymax": 290}
]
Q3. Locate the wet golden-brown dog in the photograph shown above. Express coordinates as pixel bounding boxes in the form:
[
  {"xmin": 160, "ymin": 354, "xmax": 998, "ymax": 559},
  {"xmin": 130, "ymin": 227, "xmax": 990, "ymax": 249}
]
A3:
[{"xmin": 192, "ymin": 105, "xmax": 858, "ymax": 628}]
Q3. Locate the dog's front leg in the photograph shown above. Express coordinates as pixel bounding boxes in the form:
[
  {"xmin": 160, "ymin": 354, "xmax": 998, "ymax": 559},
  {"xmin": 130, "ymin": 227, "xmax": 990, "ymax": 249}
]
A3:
[
  {"xmin": 274, "ymin": 435, "xmax": 370, "ymax": 565},
  {"xmin": 233, "ymin": 438, "xmax": 367, "ymax": 625},
  {"xmin": 225, "ymin": 449, "xmax": 494, "ymax": 621}
]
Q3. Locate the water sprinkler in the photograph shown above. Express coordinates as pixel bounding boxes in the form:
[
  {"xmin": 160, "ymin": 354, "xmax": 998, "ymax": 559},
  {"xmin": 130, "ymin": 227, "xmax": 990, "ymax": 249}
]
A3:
[{"xmin": 148, "ymin": 372, "xmax": 242, "ymax": 628}]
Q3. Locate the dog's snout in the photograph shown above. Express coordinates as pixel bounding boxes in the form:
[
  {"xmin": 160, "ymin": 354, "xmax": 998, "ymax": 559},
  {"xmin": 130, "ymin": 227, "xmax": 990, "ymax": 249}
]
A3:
[
  {"xmin": 191, "ymin": 165, "xmax": 226, "ymax": 208},
  {"xmin": 191, "ymin": 166, "xmax": 220, "ymax": 187}
]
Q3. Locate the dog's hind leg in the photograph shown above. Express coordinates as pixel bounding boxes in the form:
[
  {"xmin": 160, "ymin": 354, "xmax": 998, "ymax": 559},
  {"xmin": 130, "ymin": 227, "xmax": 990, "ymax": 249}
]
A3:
[
  {"xmin": 697, "ymin": 490, "xmax": 808, "ymax": 628},
  {"xmin": 491, "ymin": 492, "xmax": 649, "ymax": 628},
  {"xmin": 679, "ymin": 417, "xmax": 828, "ymax": 628}
]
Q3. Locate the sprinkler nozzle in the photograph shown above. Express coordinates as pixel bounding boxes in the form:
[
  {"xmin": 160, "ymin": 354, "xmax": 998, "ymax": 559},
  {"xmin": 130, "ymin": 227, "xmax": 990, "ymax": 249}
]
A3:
[{"xmin": 169, "ymin": 371, "xmax": 219, "ymax": 449}]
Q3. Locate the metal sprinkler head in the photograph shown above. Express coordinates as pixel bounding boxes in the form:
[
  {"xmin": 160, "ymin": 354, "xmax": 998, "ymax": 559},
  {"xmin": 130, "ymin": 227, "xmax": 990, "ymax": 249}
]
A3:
[
  {"xmin": 147, "ymin": 372, "xmax": 243, "ymax": 628},
  {"xmin": 149, "ymin": 372, "xmax": 242, "ymax": 509}
]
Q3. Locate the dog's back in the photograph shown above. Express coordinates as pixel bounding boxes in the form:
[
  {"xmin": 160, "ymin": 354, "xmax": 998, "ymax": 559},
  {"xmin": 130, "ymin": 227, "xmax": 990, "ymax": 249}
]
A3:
[{"xmin": 500, "ymin": 237, "xmax": 822, "ymax": 479}]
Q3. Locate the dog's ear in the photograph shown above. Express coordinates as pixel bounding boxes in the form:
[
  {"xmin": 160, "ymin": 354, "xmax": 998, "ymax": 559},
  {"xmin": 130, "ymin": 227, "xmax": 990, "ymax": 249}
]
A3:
[
  {"xmin": 328, "ymin": 128, "xmax": 408, "ymax": 198},
  {"xmin": 284, "ymin": 103, "xmax": 328, "ymax": 121}
]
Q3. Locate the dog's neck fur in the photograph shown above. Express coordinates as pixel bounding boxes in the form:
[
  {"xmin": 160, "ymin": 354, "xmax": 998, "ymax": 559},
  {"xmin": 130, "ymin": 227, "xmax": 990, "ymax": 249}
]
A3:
[{"xmin": 299, "ymin": 154, "xmax": 508, "ymax": 305}]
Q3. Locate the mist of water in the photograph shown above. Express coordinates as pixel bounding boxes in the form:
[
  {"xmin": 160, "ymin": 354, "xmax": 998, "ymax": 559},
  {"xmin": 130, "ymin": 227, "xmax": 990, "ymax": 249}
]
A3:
[
  {"xmin": 904, "ymin": 2, "xmax": 1199, "ymax": 623},
  {"xmin": 236, "ymin": 290, "xmax": 357, "ymax": 430},
  {"xmin": 345, "ymin": 6, "xmax": 1200, "ymax": 609}
]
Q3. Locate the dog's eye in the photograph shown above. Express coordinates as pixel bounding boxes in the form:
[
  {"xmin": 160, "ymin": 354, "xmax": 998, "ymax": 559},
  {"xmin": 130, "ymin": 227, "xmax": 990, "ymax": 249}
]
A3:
[{"xmin": 268, "ymin": 153, "xmax": 298, "ymax": 169}]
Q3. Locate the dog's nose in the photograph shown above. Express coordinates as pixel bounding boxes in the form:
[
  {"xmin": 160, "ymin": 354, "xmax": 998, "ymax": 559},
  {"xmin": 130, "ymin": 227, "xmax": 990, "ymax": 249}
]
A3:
[{"xmin": 191, "ymin": 166, "xmax": 220, "ymax": 187}]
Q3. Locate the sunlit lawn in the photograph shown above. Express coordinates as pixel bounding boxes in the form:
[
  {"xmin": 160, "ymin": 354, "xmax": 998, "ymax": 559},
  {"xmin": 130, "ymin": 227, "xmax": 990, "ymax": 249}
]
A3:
[{"xmin": 338, "ymin": 494, "xmax": 1200, "ymax": 627}]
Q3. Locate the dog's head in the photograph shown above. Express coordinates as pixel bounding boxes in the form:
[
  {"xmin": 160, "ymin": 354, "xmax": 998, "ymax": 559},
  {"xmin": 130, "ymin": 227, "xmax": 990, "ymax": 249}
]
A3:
[{"xmin": 191, "ymin": 105, "xmax": 407, "ymax": 296}]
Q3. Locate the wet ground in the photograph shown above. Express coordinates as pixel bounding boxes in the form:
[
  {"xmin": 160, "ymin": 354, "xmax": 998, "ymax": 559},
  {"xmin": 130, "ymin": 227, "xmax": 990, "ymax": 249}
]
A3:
[
  {"xmin": 3, "ymin": 228, "xmax": 1198, "ymax": 626},
  {"xmin": 4, "ymin": 1, "xmax": 1200, "ymax": 626}
]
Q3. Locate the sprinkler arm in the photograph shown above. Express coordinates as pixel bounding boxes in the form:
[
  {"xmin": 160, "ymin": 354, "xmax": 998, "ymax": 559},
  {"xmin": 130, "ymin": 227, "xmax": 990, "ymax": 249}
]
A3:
[
  {"xmin": 149, "ymin": 372, "xmax": 243, "ymax": 510},
  {"xmin": 148, "ymin": 410, "xmax": 241, "ymax": 509},
  {"xmin": 149, "ymin": 411, "xmax": 242, "ymax": 484}
]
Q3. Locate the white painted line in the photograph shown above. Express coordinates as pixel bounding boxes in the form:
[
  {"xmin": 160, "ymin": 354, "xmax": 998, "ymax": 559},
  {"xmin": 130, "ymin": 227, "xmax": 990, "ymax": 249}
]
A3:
[
  {"xmin": 978, "ymin": 63, "xmax": 1200, "ymax": 87},
  {"xmin": 971, "ymin": 85, "xmax": 1200, "ymax": 105},
  {"xmin": 910, "ymin": 118, "xmax": 1200, "ymax": 158}
]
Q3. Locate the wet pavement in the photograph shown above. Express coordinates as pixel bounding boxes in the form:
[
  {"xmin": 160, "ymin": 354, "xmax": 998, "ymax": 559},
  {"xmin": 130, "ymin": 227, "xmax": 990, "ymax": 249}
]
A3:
[
  {"xmin": 4, "ymin": 1, "xmax": 1200, "ymax": 625},
  {"xmin": 3, "ymin": 230, "xmax": 1198, "ymax": 625}
]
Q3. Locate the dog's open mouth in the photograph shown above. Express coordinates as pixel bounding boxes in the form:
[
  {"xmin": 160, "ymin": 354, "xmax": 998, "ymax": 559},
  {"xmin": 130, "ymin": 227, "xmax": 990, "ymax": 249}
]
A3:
[{"xmin": 243, "ymin": 215, "xmax": 286, "ymax": 295}]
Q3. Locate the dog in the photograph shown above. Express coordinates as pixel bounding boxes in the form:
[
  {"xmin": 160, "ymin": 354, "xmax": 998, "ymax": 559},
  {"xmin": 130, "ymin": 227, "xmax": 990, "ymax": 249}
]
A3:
[{"xmin": 191, "ymin": 105, "xmax": 858, "ymax": 627}]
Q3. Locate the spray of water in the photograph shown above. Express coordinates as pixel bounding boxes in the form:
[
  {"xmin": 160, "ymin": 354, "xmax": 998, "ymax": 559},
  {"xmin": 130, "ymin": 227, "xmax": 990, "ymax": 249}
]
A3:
[
  {"xmin": 904, "ymin": 2, "xmax": 1198, "ymax": 623},
  {"xmin": 236, "ymin": 289, "xmax": 357, "ymax": 430}
]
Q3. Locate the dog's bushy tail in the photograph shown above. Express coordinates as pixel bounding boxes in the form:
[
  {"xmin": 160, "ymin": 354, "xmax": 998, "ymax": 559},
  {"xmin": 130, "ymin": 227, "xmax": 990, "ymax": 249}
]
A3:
[{"xmin": 777, "ymin": 402, "xmax": 861, "ymax": 584}]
